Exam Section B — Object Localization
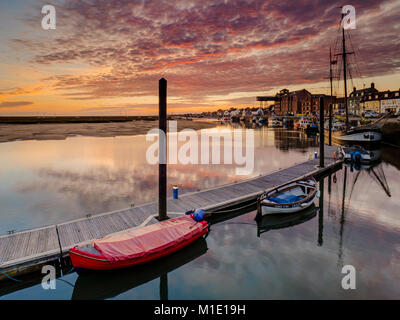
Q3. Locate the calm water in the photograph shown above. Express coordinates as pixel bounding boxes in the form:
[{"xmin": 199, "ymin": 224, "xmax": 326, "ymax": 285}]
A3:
[
  {"xmin": 0, "ymin": 124, "xmax": 318, "ymax": 234},
  {"xmin": 1, "ymin": 123, "xmax": 399, "ymax": 299}
]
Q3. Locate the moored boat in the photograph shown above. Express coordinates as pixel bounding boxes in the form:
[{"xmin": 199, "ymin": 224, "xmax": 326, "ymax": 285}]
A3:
[
  {"xmin": 257, "ymin": 177, "xmax": 319, "ymax": 215},
  {"xmin": 340, "ymin": 145, "xmax": 381, "ymax": 164},
  {"xmin": 328, "ymin": 126, "xmax": 382, "ymax": 144},
  {"xmin": 271, "ymin": 117, "xmax": 283, "ymax": 127},
  {"xmin": 323, "ymin": 10, "xmax": 382, "ymax": 145},
  {"xmin": 69, "ymin": 215, "xmax": 208, "ymax": 271}
]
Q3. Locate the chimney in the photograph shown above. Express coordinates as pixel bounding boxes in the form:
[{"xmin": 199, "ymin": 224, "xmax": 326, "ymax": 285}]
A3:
[{"xmin": 371, "ymin": 82, "xmax": 375, "ymax": 89}]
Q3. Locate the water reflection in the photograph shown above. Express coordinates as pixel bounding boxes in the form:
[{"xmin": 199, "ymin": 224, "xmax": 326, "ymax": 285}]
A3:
[
  {"xmin": 71, "ymin": 237, "xmax": 208, "ymax": 300},
  {"xmin": 0, "ymin": 126, "xmax": 319, "ymax": 233},
  {"xmin": 1, "ymin": 130, "xmax": 400, "ymax": 298},
  {"xmin": 255, "ymin": 204, "xmax": 318, "ymax": 237},
  {"xmin": 1, "ymin": 150, "xmax": 400, "ymax": 299}
]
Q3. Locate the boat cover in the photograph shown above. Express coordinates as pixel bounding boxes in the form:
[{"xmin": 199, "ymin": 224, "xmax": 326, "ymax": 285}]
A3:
[
  {"xmin": 93, "ymin": 215, "xmax": 205, "ymax": 262},
  {"xmin": 269, "ymin": 194, "xmax": 303, "ymax": 204}
]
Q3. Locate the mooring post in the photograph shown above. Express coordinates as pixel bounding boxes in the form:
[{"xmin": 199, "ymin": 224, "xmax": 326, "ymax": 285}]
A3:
[
  {"xmin": 318, "ymin": 179, "xmax": 324, "ymax": 246},
  {"xmin": 160, "ymin": 274, "xmax": 168, "ymax": 300},
  {"xmin": 328, "ymin": 103, "xmax": 332, "ymax": 146},
  {"xmin": 158, "ymin": 78, "xmax": 168, "ymax": 221},
  {"xmin": 319, "ymin": 97, "xmax": 325, "ymax": 168}
]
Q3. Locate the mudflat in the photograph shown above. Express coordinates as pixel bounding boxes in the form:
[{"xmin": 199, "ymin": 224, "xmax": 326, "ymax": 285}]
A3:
[{"xmin": 0, "ymin": 119, "xmax": 217, "ymax": 143}]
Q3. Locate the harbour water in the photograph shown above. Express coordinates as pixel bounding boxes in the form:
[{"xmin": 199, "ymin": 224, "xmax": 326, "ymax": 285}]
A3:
[
  {"xmin": 0, "ymin": 124, "xmax": 399, "ymax": 299},
  {"xmin": 0, "ymin": 124, "xmax": 317, "ymax": 234}
]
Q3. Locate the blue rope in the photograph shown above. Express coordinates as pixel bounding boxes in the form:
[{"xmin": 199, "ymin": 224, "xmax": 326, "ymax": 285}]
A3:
[{"xmin": 0, "ymin": 269, "xmax": 22, "ymax": 282}]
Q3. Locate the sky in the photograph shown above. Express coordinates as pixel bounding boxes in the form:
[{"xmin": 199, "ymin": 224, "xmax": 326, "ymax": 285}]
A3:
[{"xmin": 0, "ymin": 0, "xmax": 399, "ymax": 115}]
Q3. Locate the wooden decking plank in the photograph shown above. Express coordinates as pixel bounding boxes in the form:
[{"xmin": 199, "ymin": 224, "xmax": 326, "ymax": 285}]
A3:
[
  {"xmin": 167, "ymin": 200, "xmax": 189, "ymax": 213},
  {"xmin": 198, "ymin": 188, "xmax": 231, "ymax": 201},
  {"xmin": 181, "ymin": 194, "xmax": 210, "ymax": 207},
  {"xmin": 244, "ymin": 179, "xmax": 269, "ymax": 189},
  {"xmin": 9, "ymin": 232, "xmax": 30, "ymax": 261},
  {"xmin": 191, "ymin": 192, "xmax": 225, "ymax": 206},
  {"xmin": 214, "ymin": 186, "xmax": 241, "ymax": 198},
  {"xmin": 230, "ymin": 182, "xmax": 262, "ymax": 194},
  {"xmin": 0, "ymin": 237, "xmax": 12, "ymax": 264},
  {"xmin": 23, "ymin": 230, "xmax": 39, "ymax": 257}
]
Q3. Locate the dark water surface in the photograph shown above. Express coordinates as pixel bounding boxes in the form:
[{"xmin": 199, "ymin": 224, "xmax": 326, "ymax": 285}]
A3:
[{"xmin": 0, "ymin": 124, "xmax": 399, "ymax": 299}]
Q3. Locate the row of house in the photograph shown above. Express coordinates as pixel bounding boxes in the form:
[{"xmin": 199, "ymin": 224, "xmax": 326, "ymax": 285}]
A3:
[
  {"xmin": 349, "ymin": 83, "xmax": 400, "ymax": 115},
  {"xmin": 271, "ymin": 83, "xmax": 400, "ymax": 116}
]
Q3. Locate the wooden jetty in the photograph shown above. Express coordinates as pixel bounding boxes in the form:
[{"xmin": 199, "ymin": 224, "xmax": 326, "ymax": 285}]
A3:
[{"xmin": 0, "ymin": 145, "xmax": 341, "ymax": 281}]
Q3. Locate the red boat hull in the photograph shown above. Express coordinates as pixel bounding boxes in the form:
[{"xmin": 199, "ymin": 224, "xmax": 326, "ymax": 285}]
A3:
[{"xmin": 69, "ymin": 221, "xmax": 208, "ymax": 271}]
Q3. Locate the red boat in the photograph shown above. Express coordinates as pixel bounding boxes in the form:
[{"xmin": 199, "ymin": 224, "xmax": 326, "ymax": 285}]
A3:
[{"xmin": 69, "ymin": 215, "xmax": 208, "ymax": 271}]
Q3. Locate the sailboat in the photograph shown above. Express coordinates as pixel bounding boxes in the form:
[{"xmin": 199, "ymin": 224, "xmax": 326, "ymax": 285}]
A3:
[{"xmin": 325, "ymin": 10, "xmax": 382, "ymax": 145}]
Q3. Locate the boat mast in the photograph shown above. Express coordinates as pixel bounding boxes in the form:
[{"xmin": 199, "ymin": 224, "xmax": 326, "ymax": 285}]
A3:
[
  {"xmin": 342, "ymin": 14, "xmax": 349, "ymax": 128},
  {"xmin": 330, "ymin": 47, "xmax": 334, "ymax": 105},
  {"xmin": 335, "ymin": 10, "xmax": 353, "ymax": 129},
  {"xmin": 329, "ymin": 48, "xmax": 334, "ymax": 145}
]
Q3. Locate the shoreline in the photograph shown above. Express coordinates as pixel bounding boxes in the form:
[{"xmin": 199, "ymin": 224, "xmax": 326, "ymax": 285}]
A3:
[{"xmin": 0, "ymin": 119, "xmax": 217, "ymax": 144}]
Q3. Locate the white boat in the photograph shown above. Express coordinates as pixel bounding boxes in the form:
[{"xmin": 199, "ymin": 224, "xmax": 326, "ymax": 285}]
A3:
[
  {"xmin": 258, "ymin": 177, "xmax": 319, "ymax": 215},
  {"xmin": 340, "ymin": 145, "xmax": 381, "ymax": 163},
  {"xmin": 331, "ymin": 127, "xmax": 382, "ymax": 143},
  {"xmin": 271, "ymin": 118, "xmax": 282, "ymax": 127}
]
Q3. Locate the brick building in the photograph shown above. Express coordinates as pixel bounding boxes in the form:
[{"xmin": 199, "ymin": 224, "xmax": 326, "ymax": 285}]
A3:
[
  {"xmin": 311, "ymin": 94, "xmax": 336, "ymax": 116},
  {"xmin": 279, "ymin": 89, "xmax": 312, "ymax": 115}
]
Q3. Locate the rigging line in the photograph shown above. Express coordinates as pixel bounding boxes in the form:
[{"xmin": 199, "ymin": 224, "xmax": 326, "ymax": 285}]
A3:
[
  {"xmin": 349, "ymin": 31, "xmax": 375, "ymax": 86},
  {"xmin": 347, "ymin": 31, "xmax": 365, "ymax": 88}
]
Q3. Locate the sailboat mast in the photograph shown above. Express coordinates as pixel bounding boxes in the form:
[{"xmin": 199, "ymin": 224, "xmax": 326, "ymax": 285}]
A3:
[
  {"xmin": 341, "ymin": 13, "xmax": 349, "ymax": 127},
  {"xmin": 329, "ymin": 48, "xmax": 333, "ymax": 145},
  {"xmin": 330, "ymin": 48, "xmax": 333, "ymax": 100}
]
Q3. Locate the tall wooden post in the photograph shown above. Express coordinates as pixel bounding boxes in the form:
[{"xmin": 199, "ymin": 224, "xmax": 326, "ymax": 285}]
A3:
[
  {"xmin": 158, "ymin": 78, "xmax": 168, "ymax": 221},
  {"xmin": 329, "ymin": 103, "xmax": 332, "ymax": 146},
  {"xmin": 319, "ymin": 97, "xmax": 325, "ymax": 168},
  {"xmin": 318, "ymin": 179, "xmax": 324, "ymax": 247},
  {"xmin": 160, "ymin": 274, "xmax": 168, "ymax": 300}
]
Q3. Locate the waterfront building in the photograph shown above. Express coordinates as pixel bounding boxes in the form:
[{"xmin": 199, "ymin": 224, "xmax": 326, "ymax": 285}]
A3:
[
  {"xmin": 280, "ymin": 89, "xmax": 311, "ymax": 115},
  {"xmin": 332, "ymin": 97, "xmax": 345, "ymax": 114},
  {"xmin": 362, "ymin": 91, "xmax": 381, "ymax": 113},
  {"xmin": 310, "ymin": 94, "xmax": 336, "ymax": 116},
  {"xmin": 380, "ymin": 90, "xmax": 400, "ymax": 114},
  {"xmin": 349, "ymin": 83, "xmax": 379, "ymax": 115}
]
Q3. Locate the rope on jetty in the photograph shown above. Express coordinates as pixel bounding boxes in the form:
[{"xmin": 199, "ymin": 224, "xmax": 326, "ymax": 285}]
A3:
[
  {"xmin": 0, "ymin": 269, "xmax": 21, "ymax": 282},
  {"xmin": 208, "ymin": 200, "xmax": 258, "ymax": 215}
]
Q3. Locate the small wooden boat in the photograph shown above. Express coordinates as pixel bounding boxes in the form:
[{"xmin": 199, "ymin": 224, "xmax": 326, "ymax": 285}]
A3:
[
  {"xmin": 257, "ymin": 177, "xmax": 319, "ymax": 215},
  {"xmin": 69, "ymin": 215, "xmax": 208, "ymax": 271}
]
